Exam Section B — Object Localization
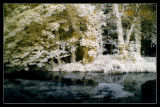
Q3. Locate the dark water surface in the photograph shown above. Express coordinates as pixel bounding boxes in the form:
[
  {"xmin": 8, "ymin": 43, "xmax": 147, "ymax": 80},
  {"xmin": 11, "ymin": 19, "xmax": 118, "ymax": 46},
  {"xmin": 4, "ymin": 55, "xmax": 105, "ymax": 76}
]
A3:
[{"xmin": 4, "ymin": 72, "xmax": 156, "ymax": 103}]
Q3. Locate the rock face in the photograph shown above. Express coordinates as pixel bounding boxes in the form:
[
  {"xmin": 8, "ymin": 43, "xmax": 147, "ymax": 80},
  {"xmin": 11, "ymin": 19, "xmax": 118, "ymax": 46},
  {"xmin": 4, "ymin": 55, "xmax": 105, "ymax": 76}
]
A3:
[{"xmin": 141, "ymin": 80, "xmax": 156, "ymax": 103}]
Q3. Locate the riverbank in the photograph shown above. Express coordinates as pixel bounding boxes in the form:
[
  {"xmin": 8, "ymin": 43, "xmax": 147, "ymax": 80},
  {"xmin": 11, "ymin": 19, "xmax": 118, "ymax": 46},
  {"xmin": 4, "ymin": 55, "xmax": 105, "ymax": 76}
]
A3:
[{"xmin": 48, "ymin": 55, "xmax": 156, "ymax": 73}]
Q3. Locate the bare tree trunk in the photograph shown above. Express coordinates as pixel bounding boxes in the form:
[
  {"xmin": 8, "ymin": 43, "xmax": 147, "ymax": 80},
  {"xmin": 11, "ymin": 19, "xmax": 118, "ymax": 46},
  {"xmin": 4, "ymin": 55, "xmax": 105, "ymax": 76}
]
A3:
[
  {"xmin": 50, "ymin": 57, "xmax": 54, "ymax": 69},
  {"xmin": 113, "ymin": 4, "xmax": 125, "ymax": 56},
  {"xmin": 125, "ymin": 22, "xmax": 135, "ymax": 58},
  {"xmin": 125, "ymin": 23, "xmax": 135, "ymax": 45},
  {"xmin": 57, "ymin": 45, "xmax": 61, "ymax": 65},
  {"xmin": 98, "ymin": 35, "xmax": 103, "ymax": 55},
  {"xmin": 71, "ymin": 50, "xmax": 76, "ymax": 62},
  {"xmin": 57, "ymin": 54, "xmax": 61, "ymax": 65},
  {"xmin": 134, "ymin": 20, "xmax": 142, "ymax": 57}
]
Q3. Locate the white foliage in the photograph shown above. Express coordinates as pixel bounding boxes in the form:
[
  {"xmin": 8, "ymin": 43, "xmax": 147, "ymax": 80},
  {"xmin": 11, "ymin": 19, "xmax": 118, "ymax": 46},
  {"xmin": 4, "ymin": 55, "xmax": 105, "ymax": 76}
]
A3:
[
  {"xmin": 74, "ymin": 4, "xmax": 95, "ymax": 17},
  {"xmin": 46, "ymin": 22, "xmax": 60, "ymax": 31},
  {"xmin": 51, "ymin": 63, "xmax": 85, "ymax": 72},
  {"xmin": 88, "ymin": 50, "xmax": 97, "ymax": 57},
  {"xmin": 6, "ymin": 4, "xmax": 104, "ymax": 70},
  {"xmin": 4, "ymin": 4, "xmax": 156, "ymax": 73},
  {"xmin": 51, "ymin": 55, "xmax": 156, "ymax": 73}
]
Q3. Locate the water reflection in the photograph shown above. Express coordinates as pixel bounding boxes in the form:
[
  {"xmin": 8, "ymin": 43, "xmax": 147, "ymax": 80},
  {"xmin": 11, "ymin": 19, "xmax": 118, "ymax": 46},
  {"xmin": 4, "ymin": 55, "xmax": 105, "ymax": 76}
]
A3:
[{"xmin": 4, "ymin": 72, "xmax": 156, "ymax": 103}]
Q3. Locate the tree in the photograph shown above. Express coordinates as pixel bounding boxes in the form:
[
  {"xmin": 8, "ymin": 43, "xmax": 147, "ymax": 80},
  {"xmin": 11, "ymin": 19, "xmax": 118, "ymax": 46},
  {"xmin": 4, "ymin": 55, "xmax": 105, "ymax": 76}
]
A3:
[
  {"xmin": 123, "ymin": 4, "xmax": 156, "ymax": 58},
  {"xmin": 4, "ymin": 4, "xmax": 106, "ymax": 71},
  {"xmin": 104, "ymin": 4, "xmax": 156, "ymax": 60},
  {"xmin": 113, "ymin": 4, "xmax": 126, "ymax": 56}
]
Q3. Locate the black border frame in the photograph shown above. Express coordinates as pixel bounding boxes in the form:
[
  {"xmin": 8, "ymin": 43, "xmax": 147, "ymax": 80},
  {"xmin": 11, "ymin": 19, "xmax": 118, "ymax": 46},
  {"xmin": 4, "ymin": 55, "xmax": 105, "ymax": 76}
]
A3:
[{"xmin": 1, "ymin": 0, "xmax": 159, "ymax": 105}]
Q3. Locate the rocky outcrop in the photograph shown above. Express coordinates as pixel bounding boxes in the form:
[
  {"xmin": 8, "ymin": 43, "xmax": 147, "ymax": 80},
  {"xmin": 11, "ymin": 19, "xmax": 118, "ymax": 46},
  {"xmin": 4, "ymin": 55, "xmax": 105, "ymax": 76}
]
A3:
[{"xmin": 141, "ymin": 80, "xmax": 156, "ymax": 103}]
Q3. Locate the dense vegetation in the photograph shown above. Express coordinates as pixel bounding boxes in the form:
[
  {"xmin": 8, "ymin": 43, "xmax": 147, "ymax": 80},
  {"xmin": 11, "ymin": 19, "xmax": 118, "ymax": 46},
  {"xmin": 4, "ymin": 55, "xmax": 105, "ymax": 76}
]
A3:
[{"xmin": 4, "ymin": 4, "xmax": 156, "ymax": 72}]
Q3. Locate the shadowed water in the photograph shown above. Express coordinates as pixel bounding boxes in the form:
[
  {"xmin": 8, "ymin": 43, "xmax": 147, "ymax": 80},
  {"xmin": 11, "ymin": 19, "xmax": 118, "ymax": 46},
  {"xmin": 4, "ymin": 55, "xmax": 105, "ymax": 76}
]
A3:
[{"xmin": 4, "ymin": 72, "xmax": 156, "ymax": 103}]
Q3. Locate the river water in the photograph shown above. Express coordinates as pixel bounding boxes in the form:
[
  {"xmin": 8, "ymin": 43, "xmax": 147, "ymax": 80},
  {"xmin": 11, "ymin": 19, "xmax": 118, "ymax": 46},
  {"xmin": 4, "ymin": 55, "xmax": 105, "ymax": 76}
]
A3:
[{"xmin": 4, "ymin": 72, "xmax": 156, "ymax": 103}]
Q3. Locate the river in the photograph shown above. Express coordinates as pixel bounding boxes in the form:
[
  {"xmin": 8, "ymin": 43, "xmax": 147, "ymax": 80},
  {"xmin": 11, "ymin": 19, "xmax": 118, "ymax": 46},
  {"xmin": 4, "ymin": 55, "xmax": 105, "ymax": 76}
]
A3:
[{"xmin": 4, "ymin": 72, "xmax": 156, "ymax": 103}]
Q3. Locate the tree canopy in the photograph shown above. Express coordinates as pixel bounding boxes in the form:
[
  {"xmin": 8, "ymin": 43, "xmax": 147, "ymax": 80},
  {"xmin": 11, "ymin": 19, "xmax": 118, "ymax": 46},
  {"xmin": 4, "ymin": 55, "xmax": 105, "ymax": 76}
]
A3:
[{"xmin": 4, "ymin": 3, "xmax": 156, "ymax": 72}]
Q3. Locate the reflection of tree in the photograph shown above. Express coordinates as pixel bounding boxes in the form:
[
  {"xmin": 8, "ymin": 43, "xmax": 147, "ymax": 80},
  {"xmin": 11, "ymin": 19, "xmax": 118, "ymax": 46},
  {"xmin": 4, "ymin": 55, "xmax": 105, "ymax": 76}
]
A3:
[{"xmin": 105, "ymin": 74, "xmax": 128, "ymax": 83}]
